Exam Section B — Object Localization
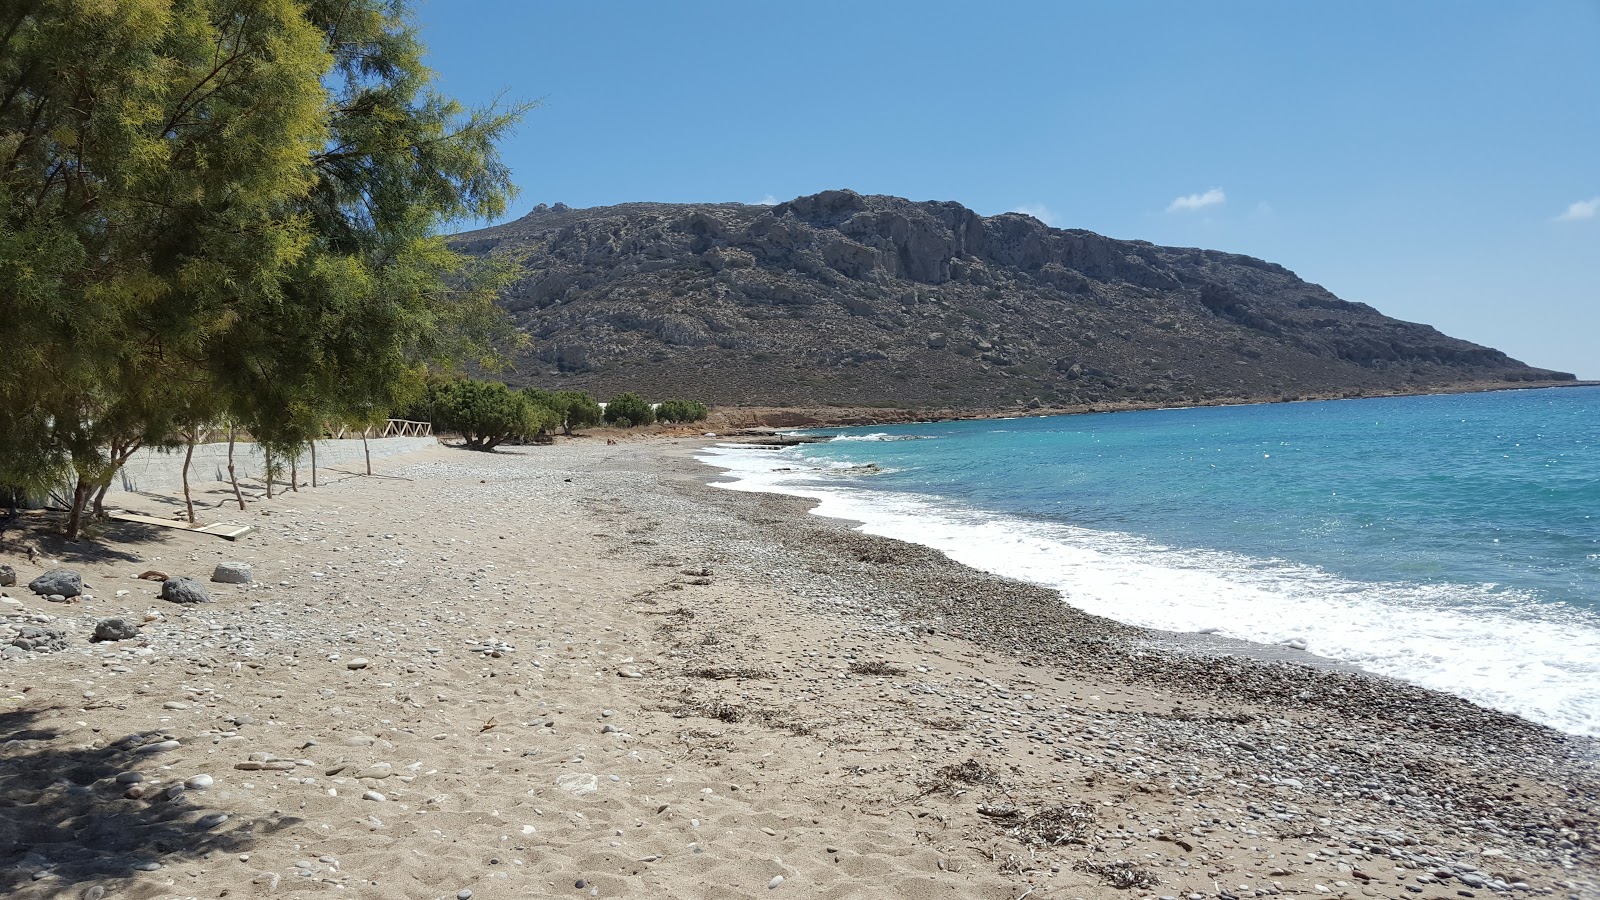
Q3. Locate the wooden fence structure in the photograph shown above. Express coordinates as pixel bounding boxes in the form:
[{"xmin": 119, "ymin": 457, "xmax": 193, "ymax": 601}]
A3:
[{"xmin": 185, "ymin": 419, "xmax": 433, "ymax": 444}]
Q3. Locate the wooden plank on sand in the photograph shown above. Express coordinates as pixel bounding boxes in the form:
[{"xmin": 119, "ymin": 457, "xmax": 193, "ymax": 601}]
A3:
[{"xmin": 110, "ymin": 512, "xmax": 255, "ymax": 541}]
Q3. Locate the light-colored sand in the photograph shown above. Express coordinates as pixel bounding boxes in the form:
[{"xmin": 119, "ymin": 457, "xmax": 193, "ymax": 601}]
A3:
[{"xmin": 1, "ymin": 440, "xmax": 1594, "ymax": 900}]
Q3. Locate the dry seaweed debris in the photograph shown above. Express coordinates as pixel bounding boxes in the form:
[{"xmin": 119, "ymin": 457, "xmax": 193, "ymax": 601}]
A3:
[
  {"xmin": 667, "ymin": 692, "xmax": 815, "ymax": 736},
  {"xmin": 1072, "ymin": 858, "xmax": 1161, "ymax": 889},
  {"xmin": 1009, "ymin": 802, "xmax": 1099, "ymax": 847},
  {"xmin": 683, "ymin": 665, "xmax": 770, "ymax": 680},
  {"xmin": 903, "ymin": 759, "xmax": 1006, "ymax": 805},
  {"xmin": 848, "ymin": 660, "xmax": 907, "ymax": 677}
]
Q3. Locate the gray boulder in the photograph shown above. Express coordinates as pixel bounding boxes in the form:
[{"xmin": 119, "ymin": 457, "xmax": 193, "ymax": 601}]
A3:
[
  {"xmin": 0, "ymin": 564, "xmax": 15, "ymax": 586},
  {"xmin": 211, "ymin": 562, "xmax": 252, "ymax": 584},
  {"xmin": 93, "ymin": 618, "xmax": 142, "ymax": 642},
  {"xmin": 12, "ymin": 625, "xmax": 67, "ymax": 653},
  {"xmin": 160, "ymin": 576, "xmax": 211, "ymax": 604},
  {"xmin": 28, "ymin": 568, "xmax": 82, "ymax": 597}
]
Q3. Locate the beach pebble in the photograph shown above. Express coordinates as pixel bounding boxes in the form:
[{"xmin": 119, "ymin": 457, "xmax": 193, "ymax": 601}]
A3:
[
  {"xmin": 458, "ymin": 891, "xmax": 473, "ymax": 900},
  {"xmin": 185, "ymin": 774, "xmax": 214, "ymax": 789},
  {"xmin": 769, "ymin": 875, "xmax": 785, "ymax": 889},
  {"xmin": 115, "ymin": 771, "xmax": 143, "ymax": 784},
  {"xmin": 346, "ymin": 657, "xmax": 369, "ymax": 669},
  {"xmin": 362, "ymin": 790, "xmax": 386, "ymax": 801},
  {"xmin": 137, "ymin": 739, "xmax": 181, "ymax": 754},
  {"xmin": 197, "ymin": 812, "xmax": 228, "ymax": 828}
]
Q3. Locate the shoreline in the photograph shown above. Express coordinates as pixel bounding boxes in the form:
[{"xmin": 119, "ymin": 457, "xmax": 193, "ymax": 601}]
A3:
[
  {"xmin": 1, "ymin": 438, "xmax": 1594, "ymax": 900},
  {"xmin": 702, "ymin": 379, "xmax": 1598, "ymax": 430}
]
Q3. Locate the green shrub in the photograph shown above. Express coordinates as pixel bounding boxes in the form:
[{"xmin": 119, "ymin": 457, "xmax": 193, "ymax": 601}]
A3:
[
  {"xmin": 656, "ymin": 399, "xmax": 709, "ymax": 423},
  {"xmin": 523, "ymin": 388, "xmax": 602, "ymax": 435},
  {"xmin": 430, "ymin": 379, "xmax": 554, "ymax": 450},
  {"xmin": 604, "ymin": 392, "xmax": 654, "ymax": 427}
]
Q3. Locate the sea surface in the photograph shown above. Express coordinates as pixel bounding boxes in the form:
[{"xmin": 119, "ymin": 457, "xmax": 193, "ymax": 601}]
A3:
[{"xmin": 698, "ymin": 386, "xmax": 1600, "ymax": 737}]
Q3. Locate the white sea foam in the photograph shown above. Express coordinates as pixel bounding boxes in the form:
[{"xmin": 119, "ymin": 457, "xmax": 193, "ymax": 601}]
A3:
[
  {"xmin": 823, "ymin": 432, "xmax": 929, "ymax": 442},
  {"xmin": 697, "ymin": 444, "xmax": 1600, "ymax": 737}
]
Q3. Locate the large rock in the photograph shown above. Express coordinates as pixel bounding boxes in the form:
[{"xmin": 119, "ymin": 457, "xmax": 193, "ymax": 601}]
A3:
[
  {"xmin": 93, "ymin": 618, "xmax": 142, "ymax": 642},
  {"xmin": 11, "ymin": 625, "xmax": 66, "ymax": 653},
  {"xmin": 28, "ymin": 568, "xmax": 82, "ymax": 598},
  {"xmin": 211, "ymin": 562, "xmax": 252, "ymax": 584},
  {"xmin": 160, "ymin": 576, "xmax": 211, "ymax": 604}
]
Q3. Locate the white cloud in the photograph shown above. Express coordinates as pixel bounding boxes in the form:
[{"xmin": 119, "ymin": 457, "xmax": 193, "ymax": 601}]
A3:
[
  {"xmin": 1009, "ymin": 203, "xmax": 1060, "ymax": 226},
  {"xmin": 1554, "ymin": 197, "xmax": 1599, "ymax": 221},
  {"xmin": 1166, "ymin": 187, "xmax": 1226, "ymax": 213},
  {"xmin": 757, "ymin": 194, "xmax": 779, "ymax": 206}
]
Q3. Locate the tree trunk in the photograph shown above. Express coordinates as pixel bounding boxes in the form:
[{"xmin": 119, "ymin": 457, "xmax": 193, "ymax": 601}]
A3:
[
  {"xmin": 65, "ymin": 476, "xmax": 91, "ymax": 540},
  {"xmin": 290, "ymin": 451, "xmax": 298, "ymax": 492},
  {"xmin": 310, "ymin": 440, "xmax": 318, "ymax": 488},
  {"xmin": 362, "ymin": 430, "xmax": 372, "ymax": 475},
  {"xmin": 181, "ymin": 433, "xmax": 196, "ymax": 524},
  {"xmin": 227, "ymin": 426, "xmax": 245, "ymax": 511},
  {"xmin": 91, "ymin": 440, "xmax": 141, "ymax": 519},
  {"xmin": 264, "ymin": 448, "xmax": 274, "ymax": 500}
]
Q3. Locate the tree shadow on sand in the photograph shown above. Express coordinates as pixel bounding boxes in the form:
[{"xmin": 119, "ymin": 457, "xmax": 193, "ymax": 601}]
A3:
[{"xmin": 0, "ymin": 706, "xmax": 268, "ymax": 896}]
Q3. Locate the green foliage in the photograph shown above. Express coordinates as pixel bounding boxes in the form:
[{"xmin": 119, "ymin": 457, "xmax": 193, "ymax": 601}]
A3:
[
  {"xmin": 523, "ymin": 388, "xmax": 602, "ymax": 435},
  {"xmin": 0, "ymin": 0, "xmax": 530, "ymax": 535},
  {"xmin": 604, "ymin": 392, "xmax": 655, "ymax": 427},
  {"xmin": 656, "ymin": 399, "xmax": 709, "ymax": 424},
  {"xmin": 429, "ymin": 379, "xmax": 552, "ymax": 451}
]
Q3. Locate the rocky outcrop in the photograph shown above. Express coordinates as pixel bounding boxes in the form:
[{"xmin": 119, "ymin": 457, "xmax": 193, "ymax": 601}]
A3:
[{"xmin": 450, "ymin": 190, "xmax": 1573, "ymax": 408}]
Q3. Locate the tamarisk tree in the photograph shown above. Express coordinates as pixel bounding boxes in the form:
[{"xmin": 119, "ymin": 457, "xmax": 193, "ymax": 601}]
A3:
[{"xmin": 0, "ymin": 0, "xmax": 529, "ymax": 538}]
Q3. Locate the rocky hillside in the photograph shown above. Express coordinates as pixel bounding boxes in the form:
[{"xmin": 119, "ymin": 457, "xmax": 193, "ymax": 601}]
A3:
[{"xmin": 450, "ymin": 190, "xmax": 1573, "ymax": 408}]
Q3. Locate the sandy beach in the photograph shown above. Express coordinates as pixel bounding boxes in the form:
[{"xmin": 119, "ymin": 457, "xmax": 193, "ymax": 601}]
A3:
[{"xmin": 1, "ymin": 437, "xmax": 1595, "ymax": 900}]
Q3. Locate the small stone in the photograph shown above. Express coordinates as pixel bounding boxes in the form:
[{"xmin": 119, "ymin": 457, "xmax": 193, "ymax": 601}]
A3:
[
  {"xmin": 115, "ymin": 771, "xmax": 143, "ymax": 784},
  {"xmin": 362, "ymin": 790, "xmax": 386, "ymax": 801},
  {"xmin": 160, "ymin": 576, "xmax": 211, "ymax": 604},
  {"xmin": 136, "ymin": 739, "xmax": 180, "ymax": 754},
  {"xmin": 212, "ymin": 562, "xmax": 252, "ymax": 584},
  {"xmin": 575, "ymin": 880, "xmax": 586, "ymax": 889},
  {"xmin": 769, "ymin": 875, "xmax": 785, "ymax": 889},
  {"xmin": 0, "ymin": 564, "xmax": 15, "ymax": 586},
  {"xmin": 28, "ymin": 569, "xmax": 82, "ymax": 598},
  {"xmin": 92, "ymin": 618, "xmax": 141, "ymax": 642},
  {"xmin": 346, "ymin": 657, "xmax": 369, "ymax": 670},
  {"xmin": 458, "ymin": 891, "xmax": 473, "ymax": 900},
  {"xmin": 197, "ymin": 812, "xmax": 228, "ymax": 828},
  {"xmin": 124, "ymin": 785, "xmax": 146, "ymax": 799},
  {"xmin": 82, "ymin": 886, "xmax": 105, "ymax": 900},
  {"xmin": 186, "ymin": 774, "xmax": 214, "ymax": 790}
]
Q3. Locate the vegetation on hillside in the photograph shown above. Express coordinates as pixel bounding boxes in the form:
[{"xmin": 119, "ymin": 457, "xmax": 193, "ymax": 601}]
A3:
[{"xmin": 0, "ymin": 0, "xmax": 529, "ymax": 536}]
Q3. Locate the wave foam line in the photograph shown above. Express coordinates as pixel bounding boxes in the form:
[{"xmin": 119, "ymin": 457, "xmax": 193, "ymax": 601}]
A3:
[{"xmin": 696, "ymin": 444, "xmax": 1600, "ymax": 737}]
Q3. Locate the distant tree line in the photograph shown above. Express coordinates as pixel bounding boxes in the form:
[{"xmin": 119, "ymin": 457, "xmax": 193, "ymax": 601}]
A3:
[
  {"xmin": 0, "ymin": 1, "xmax": 530, "ymax": 538},
  {"xmin": 416, "ymin": 379, "xmax": 710, "ymax": 451}
]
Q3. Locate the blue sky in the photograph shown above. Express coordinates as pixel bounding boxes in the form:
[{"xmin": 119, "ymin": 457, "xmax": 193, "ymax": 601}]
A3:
[{"xmin": 417, "ymin": 1, "xmax": 1598, "ymax": 378}]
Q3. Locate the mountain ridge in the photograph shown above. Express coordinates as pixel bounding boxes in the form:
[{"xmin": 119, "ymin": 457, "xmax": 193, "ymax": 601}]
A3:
[{"xmin": 450, "ymin": 189, "xmax": 1573, "ymax": 408}]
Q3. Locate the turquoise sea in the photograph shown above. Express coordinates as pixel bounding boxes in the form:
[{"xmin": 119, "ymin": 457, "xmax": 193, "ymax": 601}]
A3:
[{"xmin": 699, "ymin": 386, "xmax": 1600, "ymax": 736}]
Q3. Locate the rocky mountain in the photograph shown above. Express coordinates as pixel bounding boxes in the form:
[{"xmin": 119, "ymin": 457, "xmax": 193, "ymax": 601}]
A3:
[{"xmin": 449, "ymin": 189, "xmax": 1573, "ymax": 409}]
